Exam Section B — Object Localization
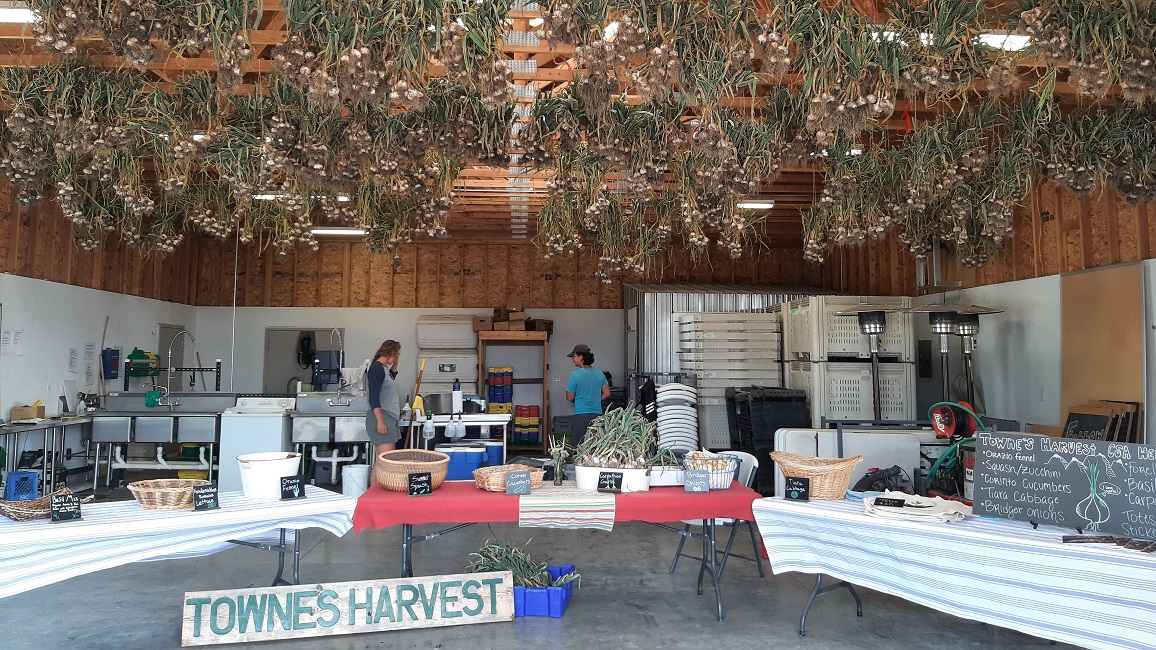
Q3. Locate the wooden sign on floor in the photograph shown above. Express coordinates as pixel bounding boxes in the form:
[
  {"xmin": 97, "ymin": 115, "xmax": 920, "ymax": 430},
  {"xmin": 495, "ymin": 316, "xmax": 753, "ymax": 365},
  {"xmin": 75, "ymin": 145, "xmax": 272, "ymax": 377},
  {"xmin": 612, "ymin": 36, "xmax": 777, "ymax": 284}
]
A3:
[{"xmin": 181, "ymin": 571, "xmax": 514, "ymax": 646}]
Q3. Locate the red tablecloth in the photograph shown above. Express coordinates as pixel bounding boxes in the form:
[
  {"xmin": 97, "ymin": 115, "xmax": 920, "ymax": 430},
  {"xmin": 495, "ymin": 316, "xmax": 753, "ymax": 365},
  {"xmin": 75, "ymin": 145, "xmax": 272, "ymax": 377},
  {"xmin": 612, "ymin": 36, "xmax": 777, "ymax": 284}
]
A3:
[{"xmin": 353, "ymin": 481, "xmax": 759, "ymax": 533}]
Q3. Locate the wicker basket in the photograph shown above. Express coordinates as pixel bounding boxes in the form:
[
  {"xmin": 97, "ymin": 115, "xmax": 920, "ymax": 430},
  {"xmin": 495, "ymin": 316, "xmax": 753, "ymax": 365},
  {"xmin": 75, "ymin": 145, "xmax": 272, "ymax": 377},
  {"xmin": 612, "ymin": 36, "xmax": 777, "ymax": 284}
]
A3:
[
  {"xmin": 0, "ymin": 488, "xmax": 92, "ymax": 522},
  {"xmin": 375, "ymin": 449, "xmax": 450, "ymax": 493},
  {"xmin": 771, "ymin": 452, "xmax": 864, "ymax": 500},
  {"xmin": 128, "ymin": 478, "xmax": 212, "ymax": 509},
  {"xmin": 473, "ymin": 464, "xmax": 545, "ymax": 492}
]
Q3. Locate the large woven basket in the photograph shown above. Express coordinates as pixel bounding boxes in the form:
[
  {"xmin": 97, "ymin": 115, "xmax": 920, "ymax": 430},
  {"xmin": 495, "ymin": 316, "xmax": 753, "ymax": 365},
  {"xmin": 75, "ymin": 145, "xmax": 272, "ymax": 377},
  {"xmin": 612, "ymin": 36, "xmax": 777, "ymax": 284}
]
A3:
[
  {"xmin": 128, "ymin": 478, "xmax": 212, "ymax": 510},
  {"xmin": 0, "ymin": 488, "xmax": 93, "ymax": 522},
  {"xmin": 375, "ymin": 449, "xmax": 450, "ymax": 493},
  {"xmin": 473, "ymin": 464, "xmax": 545, "ymax": 492},
  {"xmin": 771, "ymin": 452, "xmax": 864, "ymax": 500}
]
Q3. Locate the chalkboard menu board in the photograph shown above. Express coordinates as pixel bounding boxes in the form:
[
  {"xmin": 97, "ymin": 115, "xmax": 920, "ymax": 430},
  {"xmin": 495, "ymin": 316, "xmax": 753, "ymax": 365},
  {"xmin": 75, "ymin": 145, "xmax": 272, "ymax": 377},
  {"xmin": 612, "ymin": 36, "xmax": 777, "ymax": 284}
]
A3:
[{"xmin": 973, "ymin": 431, "xmax": 1156, "ymax": 538}]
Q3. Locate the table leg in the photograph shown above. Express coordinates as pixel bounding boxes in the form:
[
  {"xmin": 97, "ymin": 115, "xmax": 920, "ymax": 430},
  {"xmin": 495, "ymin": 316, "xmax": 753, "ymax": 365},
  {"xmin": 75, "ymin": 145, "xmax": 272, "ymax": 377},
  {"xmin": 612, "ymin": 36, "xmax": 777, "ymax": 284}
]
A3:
[
  {"xmin": 693, "ymin": 519, "xmax": 724, "ymax": 620},
  {"xmin": 91, "ymin": 443, "xmax": 100, "ymax": 494},
  {"xmin": 401, "ymin": 523, "xmax": 413, "ymax": 578},
  {"xmin": 42, "ymin": 428, "xmax": 53, "ymax": 493},
  {"xmin": 272, "ymin": 529, "xmax": 288, "ymax": 585},
  {"xmin": 799, "ymin": 574, "xmax": 864, "ymax": 636}
]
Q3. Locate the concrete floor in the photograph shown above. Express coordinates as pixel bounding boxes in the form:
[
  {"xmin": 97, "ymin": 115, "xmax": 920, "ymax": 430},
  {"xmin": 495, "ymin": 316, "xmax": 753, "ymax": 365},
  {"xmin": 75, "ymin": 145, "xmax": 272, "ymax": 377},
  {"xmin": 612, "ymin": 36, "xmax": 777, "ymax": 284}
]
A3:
[{"xmin": 0, "ymin": 483, "xmax": 1077, "ymax": 650}]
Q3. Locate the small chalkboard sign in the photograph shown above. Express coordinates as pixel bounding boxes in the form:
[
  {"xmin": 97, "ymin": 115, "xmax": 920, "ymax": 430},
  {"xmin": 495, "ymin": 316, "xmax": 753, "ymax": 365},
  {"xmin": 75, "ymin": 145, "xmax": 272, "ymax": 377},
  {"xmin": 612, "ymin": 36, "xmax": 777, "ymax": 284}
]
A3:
[
  {"xmin": 408, "ymin": 472, "xmax": 433, "ymax": 496},
  {"xmin": 597, "ymin": 471, "xmax": 623, "ymax": 493},
  {"xmin": 874, "ymin": 497, "xmax": 907, "ymax": 508},
  {"xmin": 280, "ymin": 475, "xmax": 306, "ymax": 501},
  {"xmin": 1062, "ymin": 409, "xmax": 1114, "ymax": 441},
  {"xmin": 50, "ymin": 493, "xmax": 82, "ymax": 522},
  {"xmin": 784, "ymin": 476, "xmax": 810, "ymax": 501},
  {"xmin": 192, "ymin": 485, "xmax": 220, "ymax": 511},
  {"xmin": 684, "ymin": 469, "xmax": 710, "ymax": 493},
  {"xmin": 505, "ymin": 470, "xmax": 532, "ymax": 495}
]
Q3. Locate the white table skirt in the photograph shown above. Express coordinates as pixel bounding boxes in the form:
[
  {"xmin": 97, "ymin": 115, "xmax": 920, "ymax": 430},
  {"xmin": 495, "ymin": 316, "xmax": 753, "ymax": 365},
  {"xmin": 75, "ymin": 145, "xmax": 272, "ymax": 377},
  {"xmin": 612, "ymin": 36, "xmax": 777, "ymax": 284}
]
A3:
[
  {"xmin": 752, "ymin": 497, "xmax": 1156, "ymax": 650},
  {"xmin": 0, "ymin": 485, "xmax": 356, "ymax": 598}
]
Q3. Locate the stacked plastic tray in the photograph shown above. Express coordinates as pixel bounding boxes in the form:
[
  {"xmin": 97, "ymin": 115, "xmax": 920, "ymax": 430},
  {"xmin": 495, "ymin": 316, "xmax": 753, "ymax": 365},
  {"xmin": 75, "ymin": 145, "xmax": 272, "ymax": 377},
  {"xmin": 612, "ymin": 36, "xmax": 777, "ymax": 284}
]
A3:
[{"xmin": 674, "ymin": 312, "xmax": 784, "ymax": 450}]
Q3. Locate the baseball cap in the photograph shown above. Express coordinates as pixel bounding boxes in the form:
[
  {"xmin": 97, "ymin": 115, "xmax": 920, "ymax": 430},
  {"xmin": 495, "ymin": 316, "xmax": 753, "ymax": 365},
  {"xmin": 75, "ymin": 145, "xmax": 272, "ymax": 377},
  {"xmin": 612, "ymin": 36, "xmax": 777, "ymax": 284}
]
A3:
[{"xmin": 567, "ymin": 344, "xmax": 591, "ymax": 358}]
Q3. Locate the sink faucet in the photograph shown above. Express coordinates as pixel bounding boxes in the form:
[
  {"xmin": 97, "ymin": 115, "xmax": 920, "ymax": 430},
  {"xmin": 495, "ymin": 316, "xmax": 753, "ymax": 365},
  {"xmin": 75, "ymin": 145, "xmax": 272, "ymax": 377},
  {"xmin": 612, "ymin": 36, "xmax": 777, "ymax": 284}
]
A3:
[
  {"xmin": 166, "ymin": 329, "xmax": 196, "ymax": 395},
  {"xmin": 150, "ymin": 383, "xmax": 180, "ymax": 410},
  {"xmin": 329, "ymin": 328, "xmax": 347, "ymax": 395}
]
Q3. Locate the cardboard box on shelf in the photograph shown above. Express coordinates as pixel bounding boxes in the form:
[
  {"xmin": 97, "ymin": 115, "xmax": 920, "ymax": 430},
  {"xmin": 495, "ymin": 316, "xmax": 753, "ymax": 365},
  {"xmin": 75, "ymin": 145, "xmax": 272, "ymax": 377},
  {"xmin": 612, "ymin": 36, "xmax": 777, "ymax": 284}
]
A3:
[
  {"xmin": 508, "ymin": 311, "xmax": 526, "ymax": 322},
  {"xmin": 507, "ymin": 294, "xmax": 525, "ymax": 311},
  {"xmin": 493, "ymin": 321, "xmax": 511, "ymax": 331},
  {"xmin": 528, "ymin": 319, "xmax": 554, "ymax": 336},
  {"xmin": 473, "ymin": 317, "xmax": 493, "ymax": 332},
  {"xmin": 10, "ymin": 405, "xmax": 46, "ymax": 420},
  {"xmin": 493, "ymin": 307, "xmax": 510, "ymax": 321},
  {"xmin": 509, "ymin": 319, "xmax": 527, "ymax": 331}
]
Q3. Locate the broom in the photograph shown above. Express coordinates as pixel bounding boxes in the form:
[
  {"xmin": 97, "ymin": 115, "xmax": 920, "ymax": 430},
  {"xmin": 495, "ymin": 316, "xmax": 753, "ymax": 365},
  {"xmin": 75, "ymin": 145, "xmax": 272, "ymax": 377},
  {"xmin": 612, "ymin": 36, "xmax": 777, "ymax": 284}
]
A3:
[{"xmin": 405, "ymin": 358, "xmax": 427, "ymax": 449}]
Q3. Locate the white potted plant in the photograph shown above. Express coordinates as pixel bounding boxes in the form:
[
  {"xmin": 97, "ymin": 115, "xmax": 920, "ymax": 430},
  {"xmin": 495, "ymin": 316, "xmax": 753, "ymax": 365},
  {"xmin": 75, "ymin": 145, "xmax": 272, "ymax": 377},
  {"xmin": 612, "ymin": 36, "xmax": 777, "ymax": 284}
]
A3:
[
  {"xmin": 573, "ymin": 405, "xmax": 655, "ymax": 492},
  {"xmin": 648, "ymin": 448, "xmax": 686, "ymax": 487}
]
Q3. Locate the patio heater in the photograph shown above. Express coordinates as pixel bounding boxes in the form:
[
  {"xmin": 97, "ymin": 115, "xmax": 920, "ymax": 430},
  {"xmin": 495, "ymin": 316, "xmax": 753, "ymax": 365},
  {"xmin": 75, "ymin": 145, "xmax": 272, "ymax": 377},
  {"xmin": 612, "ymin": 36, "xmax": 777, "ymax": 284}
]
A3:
[
  {"xmin": 836, "ymin": 305, "xmax": 901, "ymax": 421},
  {"xmin": 908, "ymin": 304, "xmax": 960, "ymax": 401},
  {"xmin": 952, "ymin": 305, "xmax": 1002, "ymax": 407}
]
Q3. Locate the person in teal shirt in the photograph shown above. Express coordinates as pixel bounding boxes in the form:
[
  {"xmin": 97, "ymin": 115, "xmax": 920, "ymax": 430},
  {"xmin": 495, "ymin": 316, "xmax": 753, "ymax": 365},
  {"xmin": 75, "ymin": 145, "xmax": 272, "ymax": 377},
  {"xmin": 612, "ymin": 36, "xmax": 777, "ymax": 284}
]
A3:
[{"xmin": 565, "ymin": 344, "xmax": 610, "ymax": 447}]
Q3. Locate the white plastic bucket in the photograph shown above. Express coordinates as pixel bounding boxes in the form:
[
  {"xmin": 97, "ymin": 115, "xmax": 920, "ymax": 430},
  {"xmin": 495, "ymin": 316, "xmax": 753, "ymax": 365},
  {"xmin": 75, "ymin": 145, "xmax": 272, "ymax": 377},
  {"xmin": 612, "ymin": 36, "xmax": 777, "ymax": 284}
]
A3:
[
  {"xmin": 341, "ymin": 464, "xmax": 371, "ymax": 498},
  {"xmin": 237, "ymin": 452, "xmax": 301, "ymax": 500}
]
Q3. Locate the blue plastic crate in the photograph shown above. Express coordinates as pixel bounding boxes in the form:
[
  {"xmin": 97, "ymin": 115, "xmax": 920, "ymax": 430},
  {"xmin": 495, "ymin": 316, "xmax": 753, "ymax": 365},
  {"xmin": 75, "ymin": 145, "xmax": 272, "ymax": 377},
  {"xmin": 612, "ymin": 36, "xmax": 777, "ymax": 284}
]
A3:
[
  {"xmin": 4, "ymin": 470, "xmax": 39, "ymax": 501},
  {"xmin": 513, "ymin": 565, "xmax": 576, "ymax": 618}
]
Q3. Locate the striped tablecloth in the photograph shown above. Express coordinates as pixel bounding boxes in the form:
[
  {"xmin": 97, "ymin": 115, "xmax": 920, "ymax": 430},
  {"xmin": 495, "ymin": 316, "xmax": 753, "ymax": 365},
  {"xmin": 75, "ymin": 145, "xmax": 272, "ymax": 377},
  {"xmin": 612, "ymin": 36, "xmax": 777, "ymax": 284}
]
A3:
[
  {"xmin": 518, "ymin": 485, "xmax": 616, "ymax": 531},
  {"xmin": 0, "ymin": 485, "xmax": 356, "ymax": 599},
  {"xmin": 752, "ymin": 497, "xmax": 1156, "ymax": 650}
]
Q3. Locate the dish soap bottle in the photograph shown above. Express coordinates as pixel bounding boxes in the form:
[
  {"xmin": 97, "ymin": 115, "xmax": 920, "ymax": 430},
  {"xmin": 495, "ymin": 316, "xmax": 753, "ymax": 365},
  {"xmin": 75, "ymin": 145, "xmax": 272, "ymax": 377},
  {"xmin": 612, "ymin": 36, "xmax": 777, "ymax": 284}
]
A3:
[{"xmin": 451, "ymin": 378, "xmax": 463, "ymax": 414}]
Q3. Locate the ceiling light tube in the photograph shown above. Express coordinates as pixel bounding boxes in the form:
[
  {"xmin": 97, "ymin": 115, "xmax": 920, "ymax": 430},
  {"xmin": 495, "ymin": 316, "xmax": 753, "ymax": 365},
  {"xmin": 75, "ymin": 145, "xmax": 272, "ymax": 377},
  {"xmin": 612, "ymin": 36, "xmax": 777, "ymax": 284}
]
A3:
[
  {"xmin": 0, "ymin": 3, "xmax": 36, "ymax": 23},
  {"xmin": 311, "ymin": 227, "xmax": 366, "ymax": 236},
  {"xmin": 737, "ymin": 201, "xmax": 775, "ymax": 210}
]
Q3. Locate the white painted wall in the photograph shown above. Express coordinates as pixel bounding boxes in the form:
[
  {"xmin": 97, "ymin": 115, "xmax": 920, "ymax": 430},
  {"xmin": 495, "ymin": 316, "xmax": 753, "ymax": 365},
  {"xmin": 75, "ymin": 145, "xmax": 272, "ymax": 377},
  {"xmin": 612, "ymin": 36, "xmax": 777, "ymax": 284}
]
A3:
[
  {"xmin": 193, "ymin": 306, "xmax": 625, "ymax": 421},
  {"xmin": 914, "ymin": 275, "xmax": 1063, "ymax": 427},
  {"xmin": 0, "ymin": 273, "xmax": 197, "ymax": 466}
]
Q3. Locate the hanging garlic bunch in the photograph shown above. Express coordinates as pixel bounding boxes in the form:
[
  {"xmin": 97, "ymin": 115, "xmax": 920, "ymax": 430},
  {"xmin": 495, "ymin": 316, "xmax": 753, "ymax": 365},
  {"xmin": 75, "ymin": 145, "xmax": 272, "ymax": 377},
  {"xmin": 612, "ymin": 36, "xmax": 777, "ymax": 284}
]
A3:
[
  {"xmin": 755, "ymin": 20, "xmax": 793, "ymax": 78},
  {"xmin": 626, "ymin": 40, "xmax": 682, "ymax": 100},
  {"xmin": 984, "ymin": 57, "xmax": 1021, "ymax": 99},
  {"xmin": 30, "ymin": 0, "xmax": 98, "ymax": 55}
]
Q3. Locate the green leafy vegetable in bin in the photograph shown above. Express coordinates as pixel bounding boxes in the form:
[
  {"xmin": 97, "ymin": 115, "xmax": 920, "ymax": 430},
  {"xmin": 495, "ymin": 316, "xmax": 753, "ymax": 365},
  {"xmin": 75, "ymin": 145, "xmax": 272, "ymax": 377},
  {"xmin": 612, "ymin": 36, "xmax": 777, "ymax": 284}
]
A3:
[{"xmin": 467, "ymin": 538, "xmax": 580, "ymax": 588}]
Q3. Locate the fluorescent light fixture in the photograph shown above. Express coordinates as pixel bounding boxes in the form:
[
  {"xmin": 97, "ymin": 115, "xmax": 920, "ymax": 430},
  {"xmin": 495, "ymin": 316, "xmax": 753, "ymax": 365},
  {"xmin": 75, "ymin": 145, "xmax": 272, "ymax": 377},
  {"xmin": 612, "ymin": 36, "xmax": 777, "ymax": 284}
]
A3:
[
  {"xmin": 529, "ymin": 17, "xmax": 544, "ymax": 27},
  {"xmin": 849, "ymin": 148, "xmax": 863, "ymax": 156},
  {"xmin": 872, "ymin": 29, "xmax": 932, "ymax": 47},
  {"xmin": 191, "ymin": 133, "xmax": 207, "ymax": 142},
  {"xmin": 253, "ymin": 193, "xmax": 350, "ymax": 201},
  {"xmin": 0, "ymin": 3, "xmax": 36, "ymax": 23},
  {"xmin": 976, "ymin": 32, "xmax": 1031, "ymax": 51},
  {"xmin": 737, "ymin": 201, "xmax": 775, "ymax": 210},
  {"xmin": 310, "ymin": 227, "xmax": 366, "ymax": 236}
]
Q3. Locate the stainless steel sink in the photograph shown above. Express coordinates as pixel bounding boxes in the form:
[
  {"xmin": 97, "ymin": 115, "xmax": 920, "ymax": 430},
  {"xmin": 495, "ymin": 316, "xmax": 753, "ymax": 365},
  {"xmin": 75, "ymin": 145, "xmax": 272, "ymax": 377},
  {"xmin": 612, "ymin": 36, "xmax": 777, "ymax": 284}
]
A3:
[
  {"xmin": 176, "ymin": 415, "xmax": 218, "ymax": 443},
  {"xmin": 134, "ymin": 416, "xmax": 175, "ymax": 443},
  {"xmin": 334, "ymin": 415, "xmax": 369, "ymax": 443},
  {"xmin": 295, "ymin": 392, "xmax": 369, "ymax": 413},
  {"xmin": 291, "ymin": 415, "xmax": 331, "ymax": 443},
  {"xmin": 92, "ymin": 416, "xmax": 132, "ymax": 443}
]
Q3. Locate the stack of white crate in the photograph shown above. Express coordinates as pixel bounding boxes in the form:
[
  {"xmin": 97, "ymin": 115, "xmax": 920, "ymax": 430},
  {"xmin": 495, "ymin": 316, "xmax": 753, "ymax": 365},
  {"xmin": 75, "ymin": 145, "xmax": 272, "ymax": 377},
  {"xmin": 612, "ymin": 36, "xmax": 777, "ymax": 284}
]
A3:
[
  {"xmin": 416, "ymin": 316, "xmax": 479, "ymax": 395},
  {"xmin": 780, "ymin": 296, "xmax": 916, "ymax": 427},
  {"xmin": 675, "ymin": 312, "xmax": 783, "ymax": 449}
]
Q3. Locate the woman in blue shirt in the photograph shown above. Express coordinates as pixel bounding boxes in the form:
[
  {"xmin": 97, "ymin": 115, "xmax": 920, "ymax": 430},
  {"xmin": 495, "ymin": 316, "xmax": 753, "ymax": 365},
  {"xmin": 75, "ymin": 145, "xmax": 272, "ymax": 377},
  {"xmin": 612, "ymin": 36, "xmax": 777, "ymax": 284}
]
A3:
[
  {"xmin": 365, "ymin": 340, "xmax": 402, "ymax": 464},
  {"xmin": 565, "ymin": 344, "xmax": 609, "ymax": 447}
]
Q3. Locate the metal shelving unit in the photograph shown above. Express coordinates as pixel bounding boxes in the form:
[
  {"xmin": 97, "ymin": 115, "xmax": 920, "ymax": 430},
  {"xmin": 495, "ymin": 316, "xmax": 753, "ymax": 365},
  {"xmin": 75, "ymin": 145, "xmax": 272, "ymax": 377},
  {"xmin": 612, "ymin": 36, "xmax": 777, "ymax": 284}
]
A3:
[{"xmin": 478, "ymin": 331, "xmax": 549, "ymax": 455}]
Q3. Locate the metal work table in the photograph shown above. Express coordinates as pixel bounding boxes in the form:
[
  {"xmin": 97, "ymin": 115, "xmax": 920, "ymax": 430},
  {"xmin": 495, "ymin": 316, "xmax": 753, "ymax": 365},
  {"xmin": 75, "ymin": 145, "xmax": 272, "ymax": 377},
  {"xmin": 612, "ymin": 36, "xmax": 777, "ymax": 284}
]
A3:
[
  {"xmin": 406, "ymin": 413, "xmax": 514, "ymax": 462},
  {"xmin": 0, "ymin": 417, "xmax": 91, "ymax": 494}
]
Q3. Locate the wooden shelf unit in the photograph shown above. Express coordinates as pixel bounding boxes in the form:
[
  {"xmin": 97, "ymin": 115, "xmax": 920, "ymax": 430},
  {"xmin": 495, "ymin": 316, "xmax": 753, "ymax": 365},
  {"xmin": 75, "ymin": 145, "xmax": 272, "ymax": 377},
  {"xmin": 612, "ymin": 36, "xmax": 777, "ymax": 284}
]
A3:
[{"xmin": 478, "ymin": 330, "xmax": 549, "ymax": 455}]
